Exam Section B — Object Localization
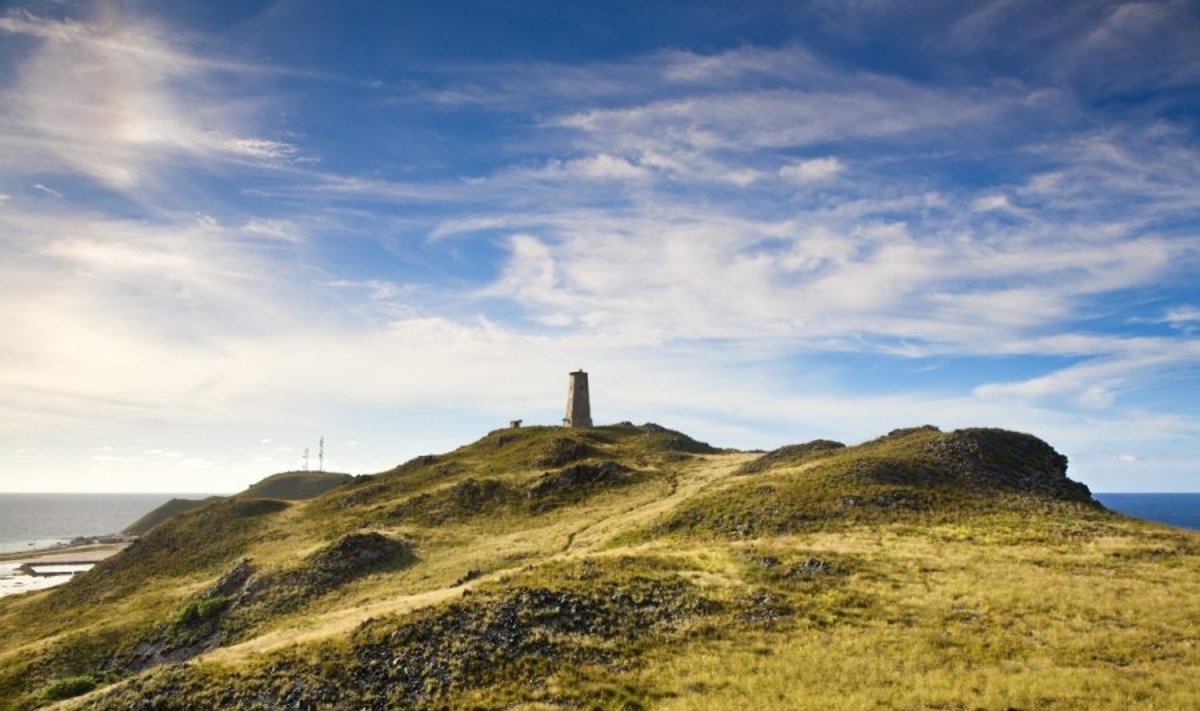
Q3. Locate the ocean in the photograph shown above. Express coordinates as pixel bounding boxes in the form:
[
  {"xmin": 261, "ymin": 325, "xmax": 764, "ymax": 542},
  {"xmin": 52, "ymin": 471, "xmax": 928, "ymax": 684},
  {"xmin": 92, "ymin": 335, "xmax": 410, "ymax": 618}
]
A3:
[
  {"xmin": 0, "ymin": 493, "xmax": 215, "ymax": 554},
  {"xmin": 0, "ymin": 493, "xmax": 219, "ymax": 598},
  {"xmin": 1092, "ymin": 493, "xmax": 1200, "ymax": 532}
]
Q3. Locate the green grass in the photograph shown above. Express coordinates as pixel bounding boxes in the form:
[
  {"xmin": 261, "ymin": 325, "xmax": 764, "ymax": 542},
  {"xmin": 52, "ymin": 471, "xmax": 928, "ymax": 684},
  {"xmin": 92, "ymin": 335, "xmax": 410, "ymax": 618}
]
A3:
[
  {"xmin": 122, "ymin": 497, "xmax": 220, "ymax": 536},
  {"xmin": 0, "ymin": 424, "xmax": 1194, "ymax": 710},
  {"xmin": 241, "ymin": 470, "xmax": 354, "ymax": 500}
]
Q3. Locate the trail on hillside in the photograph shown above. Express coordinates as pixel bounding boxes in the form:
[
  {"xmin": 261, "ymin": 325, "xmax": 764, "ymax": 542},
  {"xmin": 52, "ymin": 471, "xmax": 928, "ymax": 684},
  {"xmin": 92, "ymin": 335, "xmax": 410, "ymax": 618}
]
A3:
[
  {"xmin": 204, "ymin": 453, "xmax": 755, "ymax": 661},
  {"xmin": 560, "ymin": 452, "xmax": 756, "ymax": 554}
]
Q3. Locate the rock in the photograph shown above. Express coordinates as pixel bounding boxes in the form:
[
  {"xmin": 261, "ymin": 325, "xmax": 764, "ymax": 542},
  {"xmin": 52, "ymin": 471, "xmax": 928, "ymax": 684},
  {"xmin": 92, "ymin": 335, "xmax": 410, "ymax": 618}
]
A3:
[
  {"xmin": 920, "ymin": 428, "xmax": 1092, "ymax": 503},
  {"xmin": 737, "ymin": 439, "xmax": 846, "ymax": 474},
  {"xmin": 527, "ymin": 462, "xmax": 631, "ymax": 512},
  {"xmin": 531, "ymin": 437, "xmax": 594, "ymax": 467}
]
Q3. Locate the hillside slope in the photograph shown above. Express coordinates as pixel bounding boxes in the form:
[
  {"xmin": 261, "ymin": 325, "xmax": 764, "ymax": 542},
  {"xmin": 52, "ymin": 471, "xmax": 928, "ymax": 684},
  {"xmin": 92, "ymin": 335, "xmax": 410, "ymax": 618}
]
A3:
[
  {"xmin": 123, "ymin": 471, "xmax": 354, "ymax": 536},
  {"xmin": 123, "ymin": 497, "xmax": 221, "ymax": 536},
  {"xmin": 0, "ymin": 423, "xmax": 1196, "ymax": 710},
  {"xmin": 241, "ymin": 470, "xmax": 354, "ymax": 500}
]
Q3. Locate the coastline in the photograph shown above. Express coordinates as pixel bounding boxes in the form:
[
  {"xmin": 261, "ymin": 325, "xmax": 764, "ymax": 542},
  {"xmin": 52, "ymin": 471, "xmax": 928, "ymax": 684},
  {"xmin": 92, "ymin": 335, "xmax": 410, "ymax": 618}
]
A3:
[
  {"xmin": 0, "ymin": 540, "xmax": 131, "ymax": 599},
  {"xmin": 0, "ymin": 540, "xmax": 131, "ymax": 566}
]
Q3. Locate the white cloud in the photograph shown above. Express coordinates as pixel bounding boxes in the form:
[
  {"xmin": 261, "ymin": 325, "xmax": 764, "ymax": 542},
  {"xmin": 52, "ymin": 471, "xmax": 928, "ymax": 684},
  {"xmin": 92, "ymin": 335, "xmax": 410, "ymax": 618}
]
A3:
[
  {"xmin": 31, "ymin": 183, "xmax": 63, "ymax": 199},
  {"xmin": 565, "ymin": 153, "xmax": 648, "ymax": 180},
  {"xmin": 222, "ymin": 137, "xmax": 300, "ymax": 162},
  {"xmin": 971, "ymin": 193, "xmax": 1010, "ymax": 212},
  {"xmin": 0, "ymin": 9, "xmax": 298, "ymax": 192},
  {"xmin": 1078, "ymin": 386, "xmax": 1114, "ymax": 409},
  {"xmin": 972, "ymin": 339, "xmax": 1200, "ymax": 409},
  {"xmin": 242, "ymin": 219, "xmax": 302, "ymax": 242},
  {"xmin": 780, "ymin": 156, "xmax": 844, "ymax": 183},
  {"xmin": 1163, "ymin": 306, "xmax": 1200, "ymax": 330}
]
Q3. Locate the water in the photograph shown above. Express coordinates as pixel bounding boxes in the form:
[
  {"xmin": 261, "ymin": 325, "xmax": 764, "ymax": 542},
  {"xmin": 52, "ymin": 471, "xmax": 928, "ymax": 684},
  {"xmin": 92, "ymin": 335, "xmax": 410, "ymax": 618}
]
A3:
[
  {"xmin": 0, "ymin": 493, "xmax": 215, "ymax": 598},
  {"xmin": 0, "ymin": 493, "xmax": 211, "ymax": 553},
  {"xmin": 1093, "ymin": 493, "xmax": 1200, "ymax": 532}
]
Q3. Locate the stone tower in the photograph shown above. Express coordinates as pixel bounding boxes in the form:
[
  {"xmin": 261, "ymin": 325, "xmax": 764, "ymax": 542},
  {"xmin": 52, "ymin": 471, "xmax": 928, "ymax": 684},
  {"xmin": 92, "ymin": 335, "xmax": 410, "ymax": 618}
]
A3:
[{"xmin": 563, "ymin": 370, "xmax": 593, "ymax": 427}]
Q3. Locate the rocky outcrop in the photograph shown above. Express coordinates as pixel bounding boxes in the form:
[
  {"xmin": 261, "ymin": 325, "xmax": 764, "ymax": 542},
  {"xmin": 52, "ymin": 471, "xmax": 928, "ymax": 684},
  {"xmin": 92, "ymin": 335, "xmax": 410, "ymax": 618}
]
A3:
[
  {"xmin": 527, "ymin": 462, "xmax": 632, "ymax": 512},
  {"xmin": 531, "ymin": 437, "xmax": 594, "ymax": 467},
  {"xmin": 87, "ymin": 576, "xmax": 723, "ymax": 711},
  {"xmin": 737, "ymin": 439, "xmax": 846, "ymax": 474},
  {"xmin": 637, "ymin": 423, "xmax": 720, "ymax": 454},
  {"xmin": 127, "ymin": 533, "xmax": 413, "ymax": 673},
  {"xmin": 920, "ymin": 428, "xmax": 1092, "ymax": 503},
  {"xmin": 389, "ymin": 478, "xmax": 515, "ymax": 524}
]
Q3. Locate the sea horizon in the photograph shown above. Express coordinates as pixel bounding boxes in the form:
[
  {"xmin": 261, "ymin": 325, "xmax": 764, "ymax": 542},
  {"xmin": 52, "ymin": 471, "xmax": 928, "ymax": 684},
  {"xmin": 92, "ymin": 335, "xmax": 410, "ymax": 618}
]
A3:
[
  {"xmin": 1092, "ymin": 492, "xmax": 1200, "ymax": 533},
  {"xmin": 0, "ymin": 492, "xmax": 225, "ymax": 555}
]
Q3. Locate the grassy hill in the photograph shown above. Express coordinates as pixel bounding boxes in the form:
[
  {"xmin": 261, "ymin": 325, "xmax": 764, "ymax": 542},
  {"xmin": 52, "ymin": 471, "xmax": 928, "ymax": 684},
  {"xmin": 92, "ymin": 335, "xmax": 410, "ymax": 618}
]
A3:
[
  {"xmin": 122, "ymin": 471, "xmax": 354, "ymax": 536},
  {"xmin": 0, "ymin": 423, "xmax": 1196, "ymax": 710},
  {"xmin": 240, "ymin": 470, "xmax": 354, "ymax": 500},
  {"xmin": 123, "ymin": 497, "xmax": 221, "ymax": 536}
]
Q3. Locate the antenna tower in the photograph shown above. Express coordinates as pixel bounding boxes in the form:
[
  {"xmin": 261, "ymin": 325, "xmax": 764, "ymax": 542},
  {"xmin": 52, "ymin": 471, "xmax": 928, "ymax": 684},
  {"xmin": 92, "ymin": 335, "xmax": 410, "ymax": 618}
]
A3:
[
  {"xmin": 302, "ymin": 448, "xmax": 310, "ymax": 471},
  {"xmin": 319, "ymin": 436, "xmax": 325, "ymax": 472}
]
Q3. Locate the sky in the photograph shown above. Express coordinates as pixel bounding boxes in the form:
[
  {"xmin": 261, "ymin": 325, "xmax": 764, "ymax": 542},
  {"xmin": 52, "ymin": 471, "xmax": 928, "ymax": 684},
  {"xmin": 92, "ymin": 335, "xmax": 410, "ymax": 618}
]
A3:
[{"xmin": 1, "ymin": 0, "xmax": 1198, "ymax": 493}]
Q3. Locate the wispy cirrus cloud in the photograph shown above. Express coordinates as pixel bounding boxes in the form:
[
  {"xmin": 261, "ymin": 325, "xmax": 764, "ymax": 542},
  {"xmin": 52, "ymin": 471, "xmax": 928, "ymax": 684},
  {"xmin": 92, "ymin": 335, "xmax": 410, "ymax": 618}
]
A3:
[{"xmin": 0, "ymin": 8, "xmax": 303, "ymax": 193}]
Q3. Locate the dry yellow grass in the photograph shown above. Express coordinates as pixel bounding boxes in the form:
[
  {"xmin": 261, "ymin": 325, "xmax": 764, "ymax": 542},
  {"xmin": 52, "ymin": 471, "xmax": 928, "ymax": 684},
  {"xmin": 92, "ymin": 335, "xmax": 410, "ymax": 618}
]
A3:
[
  {"xmin": 3, "ymin": 426, "xmax": 1197, "ymax": 710},
  {"xmin": 648, "ymin": 523, "xmax": 1200, "ymax": 710}
]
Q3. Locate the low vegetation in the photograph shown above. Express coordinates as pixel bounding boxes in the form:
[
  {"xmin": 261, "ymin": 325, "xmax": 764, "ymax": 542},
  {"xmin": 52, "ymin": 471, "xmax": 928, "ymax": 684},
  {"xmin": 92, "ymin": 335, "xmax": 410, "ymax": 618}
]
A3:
[
  {"xmin": 241, "ymin": 470, "xmax": 354, "ymax": 500},
  {"xmin": 123, "ymin": 471, "xmax": 354, "ymax": 537},
  {"xmin": 0, "ymin": 422, "xmax": 1195, "ymax": 710},
  {"xmin": 123, "ymin": 497, "xmax": 220, "ymax": 536}
]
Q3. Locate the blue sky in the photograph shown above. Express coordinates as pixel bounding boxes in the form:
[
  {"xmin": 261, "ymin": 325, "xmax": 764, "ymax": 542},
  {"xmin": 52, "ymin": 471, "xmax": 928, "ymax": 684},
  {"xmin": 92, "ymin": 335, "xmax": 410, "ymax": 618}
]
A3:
[{"xmin": 1, "ymin": 0, "xmax": 1198, "ymax": 493}]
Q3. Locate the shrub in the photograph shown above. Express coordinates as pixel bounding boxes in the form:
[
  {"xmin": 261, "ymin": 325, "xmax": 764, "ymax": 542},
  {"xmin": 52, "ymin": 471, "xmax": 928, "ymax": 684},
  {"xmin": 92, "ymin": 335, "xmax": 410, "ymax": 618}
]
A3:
[{"xmin": 42, "ymin": 675, "xmax": 97, "ymax": 701}]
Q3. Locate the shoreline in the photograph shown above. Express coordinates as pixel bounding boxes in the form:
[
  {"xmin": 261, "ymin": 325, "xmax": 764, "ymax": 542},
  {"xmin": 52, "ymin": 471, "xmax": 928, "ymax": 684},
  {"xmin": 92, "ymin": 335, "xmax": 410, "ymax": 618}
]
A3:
[
  {"xmin": 0, "ymin": 541, "xmax": 130, "ymax": 599},
  {"xmin": 0, "ymin": 540, "xmax": 131, "ymax": 566}
]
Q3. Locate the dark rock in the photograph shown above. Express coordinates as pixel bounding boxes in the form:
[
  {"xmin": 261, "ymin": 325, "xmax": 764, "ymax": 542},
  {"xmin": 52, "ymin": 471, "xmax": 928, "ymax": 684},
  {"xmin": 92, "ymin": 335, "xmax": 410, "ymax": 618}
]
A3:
[
  {"xmin": 637, "ymin": 423, "xmax": 720, "ymax": 454},
  {"xmin": 307, "ymin": 532, "xmax": 410, "ymax": 580},
  {"xmin": 786, "ymin": 558, "xmax": 831, "ymax": 577},
  {"xmin": 127, "ymin": 533, "xmax": 414, "ymax": 675},
  {"xmin": 531, "ymin": 437, "xmax": 594, "ymax": 467},
  {"xmin": 205, "ymin": 558, "xmax": 255, "ymax": 599},
  {"xmin": 389, "ymin": 478, "xmax": 514, "ymax": 524},
  {"xmin": 737, "ymin": 439, "xmax": 846, "ymax": 474},
  {"xmin": 881, "ymin": 425, "xmax": 941, "ymax": 440},
  {"xmin": 527, "ymin": 462, "xmax": 631, "ymax": 512},
  {"xmin": 739, "ymin": 590, "xmax": 793, "ymax": 628},
  {"xmin": 454, "ymin": 569, "xmax": 483, "ymax": 586},
  {"xmin": 921, "ymin": 428, "xmax": 1093, "ymax": 503}
]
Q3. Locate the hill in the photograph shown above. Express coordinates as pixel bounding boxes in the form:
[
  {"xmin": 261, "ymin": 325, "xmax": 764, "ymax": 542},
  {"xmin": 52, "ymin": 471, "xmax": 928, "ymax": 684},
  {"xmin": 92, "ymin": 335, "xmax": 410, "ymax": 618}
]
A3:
[
  {"xmin": 122, "ymin": 497, "xmax": 221, "ymax": 536},
  {"xmin": 0, "ymin": 423, "xmax": 1196, "ymax": 710},
  {"xmin": 122, "ymin": 471, "xmax": 353, "ymax": 536},
  {"xmin": 239, "ymin": 470, "xmax": 354, "ymax": 500}
]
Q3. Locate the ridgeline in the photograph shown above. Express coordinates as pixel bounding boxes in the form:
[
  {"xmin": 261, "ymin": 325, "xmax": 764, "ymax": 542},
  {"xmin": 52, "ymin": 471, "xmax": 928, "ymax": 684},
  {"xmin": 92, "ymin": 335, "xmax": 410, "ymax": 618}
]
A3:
[{"xmin": 0, "ymin": 424, "xmax": 1196, "ymax": 710}]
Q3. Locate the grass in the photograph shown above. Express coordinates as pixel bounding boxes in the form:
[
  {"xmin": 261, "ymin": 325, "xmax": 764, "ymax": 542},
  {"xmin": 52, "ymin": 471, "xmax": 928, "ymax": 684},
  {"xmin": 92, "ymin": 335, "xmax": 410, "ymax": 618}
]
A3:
[
  {"xmin": 0, "ymin": 423, "xmax": 1195, "ymax": 710},
  {"xmin": 645, "ymin": 522, "xmax": 1200, "ymax": 710},
  {"xmin": 241, "ymin": 470, "xmax": 354, "ymax": 500}
]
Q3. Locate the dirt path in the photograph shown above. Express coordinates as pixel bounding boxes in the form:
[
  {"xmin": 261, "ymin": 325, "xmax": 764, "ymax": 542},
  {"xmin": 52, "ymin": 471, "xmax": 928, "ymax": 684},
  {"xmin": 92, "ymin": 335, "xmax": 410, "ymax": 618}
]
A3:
[
  {"xmin": 560, "ymin": 452, "xmax": 754, "ymax": 553},
  {"xmin": 202, "ymin": 453, "xmax": 753, "ymax": 662}
]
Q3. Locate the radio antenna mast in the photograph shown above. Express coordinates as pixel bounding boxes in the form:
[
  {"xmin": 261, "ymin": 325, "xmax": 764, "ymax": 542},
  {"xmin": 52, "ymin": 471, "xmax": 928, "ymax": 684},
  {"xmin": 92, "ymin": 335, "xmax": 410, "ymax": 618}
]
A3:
[
  {"xmin": 302, "ymin": 448, "xmax": 310, "ymax": 471},
  {"xmin": 318, "ymin": 436, "xmax": 325, "ymax": 472}
]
